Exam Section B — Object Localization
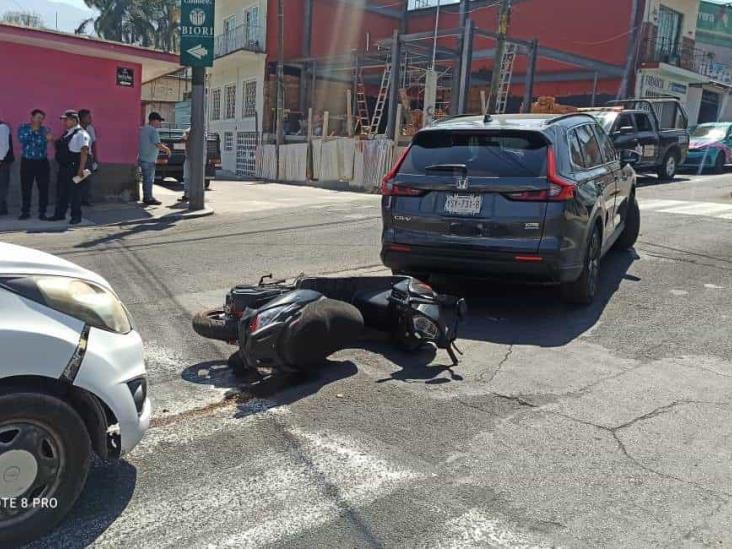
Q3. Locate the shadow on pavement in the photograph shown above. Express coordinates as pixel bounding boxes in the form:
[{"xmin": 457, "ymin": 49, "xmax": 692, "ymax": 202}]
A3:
[
  {"xmin": 26, "ymin": 459, "xmax": 137, "ymax": 548},
  {"xmin": 74, "ymin": 215, "xmax": 181, "ymax": 249},
  {"xmin": 432, "ymin": 248, "xmax": 639, "ymax": 348},
  {"xmin": 181, "ymin": 359, "xmax": 359, "ymax": 416}
]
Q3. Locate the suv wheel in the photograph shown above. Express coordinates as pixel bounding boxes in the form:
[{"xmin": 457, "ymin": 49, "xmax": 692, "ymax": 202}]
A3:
[
  {"xmin": 614, "ymin": 195, "xmax": 640, "ymax": 250},
  {"xmin": 0, "ymin": 393, "xmax": 91, "ymax": 546},
  {"xmin": 561, "ymin": 226, "xmax": 601, "ymax": 305},
  {"xmin": 657, "ymin": 151, "xmax": 678, "ymax": 180}
]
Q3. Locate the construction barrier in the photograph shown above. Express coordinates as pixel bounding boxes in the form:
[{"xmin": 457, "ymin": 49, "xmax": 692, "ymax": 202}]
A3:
[{"xmin": 256, "ymin": 137, "xmax": 398, "ymax": 192}]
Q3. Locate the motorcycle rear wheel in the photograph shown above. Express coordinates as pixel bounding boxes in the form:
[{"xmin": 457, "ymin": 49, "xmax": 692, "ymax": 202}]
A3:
[{"xmin": 192, "ymin": 309, "xmax": 239, "ymax": 342}]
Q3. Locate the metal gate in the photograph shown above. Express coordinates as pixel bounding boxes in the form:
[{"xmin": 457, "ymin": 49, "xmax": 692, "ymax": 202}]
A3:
[{"xmin": 236, "ymin": 132, "xmax": 258, "ymax": 177}]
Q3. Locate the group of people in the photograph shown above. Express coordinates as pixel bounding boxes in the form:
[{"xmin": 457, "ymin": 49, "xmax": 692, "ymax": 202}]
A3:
[
  {"xmin": 0, "ymin": 108, "xmax": 98, "ymax": 224},
  {"xmin": 138, "ymin": 111, "xmax": 196, "ymax": 205}
]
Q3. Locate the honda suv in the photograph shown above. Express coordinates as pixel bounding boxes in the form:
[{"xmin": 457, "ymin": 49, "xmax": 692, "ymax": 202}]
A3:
[{"xmin": 380, "ymin": 113, "xmax": 641, "ymax": 304}]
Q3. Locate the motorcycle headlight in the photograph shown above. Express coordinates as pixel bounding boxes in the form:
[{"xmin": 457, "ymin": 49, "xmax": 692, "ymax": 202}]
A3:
[
  {"xmin": 2, "ymin": 276, "xmax": 132, "ymax": 334},
  {"xmin": 413, "ymin": 315, "xmax": 439, "ymax": 340}
]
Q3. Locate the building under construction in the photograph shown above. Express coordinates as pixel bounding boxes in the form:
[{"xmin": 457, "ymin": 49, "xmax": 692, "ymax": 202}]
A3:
[
  {"xmin": 208, "ymin": 0, "xmax": 723, "ymax": 180},
  {"xmin": 260, "ymin": 0, "xmax": 644, "ymax": 138}
]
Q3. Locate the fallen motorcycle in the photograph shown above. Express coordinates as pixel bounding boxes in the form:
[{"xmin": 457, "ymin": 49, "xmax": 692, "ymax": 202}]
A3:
[{"xmin": 192, "ymin": 274, "xmax": 467, "ymax": 373}]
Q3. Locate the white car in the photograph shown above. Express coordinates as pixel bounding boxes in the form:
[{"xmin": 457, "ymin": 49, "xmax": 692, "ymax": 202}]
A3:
[{"xmin": 0, "ymin": 243, "xmax": 150, "ymax": 545}]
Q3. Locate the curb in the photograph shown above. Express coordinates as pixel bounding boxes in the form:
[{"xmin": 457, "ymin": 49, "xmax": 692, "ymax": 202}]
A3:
[{"xmin": 173, "ymin": 206, "xmax": 215, "ymax": 220}]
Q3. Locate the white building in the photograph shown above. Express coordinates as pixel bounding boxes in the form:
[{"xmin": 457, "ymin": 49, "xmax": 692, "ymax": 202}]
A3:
[{"xmin": 208, "ymin": 0, "xmax": 267, "ymax": 177}]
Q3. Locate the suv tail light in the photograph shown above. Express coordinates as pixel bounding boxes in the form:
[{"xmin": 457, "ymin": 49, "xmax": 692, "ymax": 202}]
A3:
[
  {"xmin": 380, "ymin": 146, "xmax": 426, "ymax": 197},
  {"xmin": 505, "ymin": 146, "xmax": 575, "ymax": 202}
]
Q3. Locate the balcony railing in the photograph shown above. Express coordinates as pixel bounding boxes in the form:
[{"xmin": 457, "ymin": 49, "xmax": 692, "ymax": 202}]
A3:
[
  {"xmin": 642, "ymin": 36, "xmax": 697, "ymax": 71},
  {"xmin": 641, "ymin": 36, "xmax": 732, "ymax": 84},
  {"xmin": 214, "ymin": 24, "xmax": 264, "ymax": 58}
]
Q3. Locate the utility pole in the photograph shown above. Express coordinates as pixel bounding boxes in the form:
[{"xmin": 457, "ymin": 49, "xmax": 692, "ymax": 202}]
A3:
[
  {"xmin": 487, "ymin": 0, "xmax": 512, "ymax": 114},
  {"xmin": 189, "ymin": 67, "xmax": 206, "ymax": 210},
  {"xmin": 180, "ymin": 0, "xmax": 215, "ymax": 212},
  {"xmin": 275, "ymin": 0, "xmax": 285, "ymax": 180}
]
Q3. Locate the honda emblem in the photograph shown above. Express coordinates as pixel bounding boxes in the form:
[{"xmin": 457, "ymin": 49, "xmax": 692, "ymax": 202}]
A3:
[{"xmin": 456, "ymin": 176, "xmax": 469, "ymax": 191}]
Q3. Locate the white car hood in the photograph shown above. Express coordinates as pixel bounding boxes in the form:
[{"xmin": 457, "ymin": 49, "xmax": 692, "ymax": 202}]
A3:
[{"xmin": 0, "ymin": 242, "xmax": 111, "ymax": 289}]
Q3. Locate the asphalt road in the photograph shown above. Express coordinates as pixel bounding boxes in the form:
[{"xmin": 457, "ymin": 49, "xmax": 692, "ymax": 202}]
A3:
[{"xmin": 4, "ymin": 174, "xmax": 732, "ymax": 548}]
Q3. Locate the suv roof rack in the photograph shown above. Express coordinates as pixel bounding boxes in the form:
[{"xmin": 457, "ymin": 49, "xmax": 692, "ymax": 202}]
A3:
[
  {"xmin": 431, "ymin": 113, "xmax": 483, "ymax": 126},
  {"xmin": 543, "ymin": 113, "xmax": 597, "ymax": 126}
]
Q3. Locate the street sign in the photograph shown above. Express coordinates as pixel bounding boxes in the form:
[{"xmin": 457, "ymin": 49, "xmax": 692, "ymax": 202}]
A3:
[{"xmin": 180, "ymin": 0, "xmax": 215, "ymax": 67}]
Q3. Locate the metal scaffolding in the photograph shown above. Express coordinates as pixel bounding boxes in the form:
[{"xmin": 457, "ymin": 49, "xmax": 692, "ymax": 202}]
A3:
[{"xmin": 272, "ymin": 0, "xmax": 628, "ymax": 140}]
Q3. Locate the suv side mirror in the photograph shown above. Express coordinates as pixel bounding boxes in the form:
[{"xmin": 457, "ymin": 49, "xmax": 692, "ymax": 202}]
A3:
[
  {"xmin": 616, "ymin": 125, "xmax": 635, "ymax": 136},
  {"xmin": 620, "ymin": 149, "xmax": 641, "ymax": 167}
]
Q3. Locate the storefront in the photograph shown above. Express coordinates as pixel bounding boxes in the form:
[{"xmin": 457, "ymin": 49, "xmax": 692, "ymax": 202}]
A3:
[
  {"xmin": 636, "ymin": 63, "xmax": 707, "ymax": 125},
  {"xmin": 0, "ymin": 24, "xmax": 179, "ymax": 202}
]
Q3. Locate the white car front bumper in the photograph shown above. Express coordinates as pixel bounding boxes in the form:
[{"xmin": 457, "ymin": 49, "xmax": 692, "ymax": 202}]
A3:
[{"xmin": 73, "ymin": 327, "xmax": 151, "ymax": 455}]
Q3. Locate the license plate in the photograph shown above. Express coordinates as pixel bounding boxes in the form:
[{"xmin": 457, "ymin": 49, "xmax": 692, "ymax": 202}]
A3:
[
  {"xmin": 444, "ymin": 193, "xmax": 482, "ymax": 216},
  {"xmin": 173, "ymin": 143, "xmax": 186, "ymax": 151}
]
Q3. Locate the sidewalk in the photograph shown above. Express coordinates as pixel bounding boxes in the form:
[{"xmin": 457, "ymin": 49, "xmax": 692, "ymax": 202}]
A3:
[
  {"xmin": 0, "ymin": 182, "xmax": 211, "ymax": 234},
  {"xmin": 0, "ymin": 179, "xmax": 380, "ymax": 234}
]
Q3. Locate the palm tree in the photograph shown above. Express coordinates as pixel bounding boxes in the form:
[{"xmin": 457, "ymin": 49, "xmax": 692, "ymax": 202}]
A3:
[{"xmin": 83, "ymin": 0, "xmax": 179, "ymax": 52}]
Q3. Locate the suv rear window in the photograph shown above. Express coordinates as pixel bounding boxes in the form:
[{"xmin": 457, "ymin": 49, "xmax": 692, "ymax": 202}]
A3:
[{"xmin": 398, "ymin": 130, "xmax": 548, "ymax": 177}]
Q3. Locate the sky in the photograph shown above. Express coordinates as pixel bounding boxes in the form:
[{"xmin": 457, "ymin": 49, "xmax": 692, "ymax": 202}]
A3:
[{"xmin": 0, "ymin": 0, "xmax": 96, "ymax": 32}]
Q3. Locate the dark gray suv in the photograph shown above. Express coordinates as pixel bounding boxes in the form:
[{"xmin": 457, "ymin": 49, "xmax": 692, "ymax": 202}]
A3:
[{"xmin": 380, "ymin": 113, "xmax": 641, "ymax": 304}]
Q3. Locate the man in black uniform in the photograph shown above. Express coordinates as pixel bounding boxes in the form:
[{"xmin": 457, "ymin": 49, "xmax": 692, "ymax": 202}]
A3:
[{"xmin": 48, "ymin": 110, "xmax": 91, "ymax": 225}]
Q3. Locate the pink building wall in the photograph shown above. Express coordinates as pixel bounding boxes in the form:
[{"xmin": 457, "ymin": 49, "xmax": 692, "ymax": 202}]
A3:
[{"xmin": 0, "ymin": 42, "xmax": 142, "ymax": 164}]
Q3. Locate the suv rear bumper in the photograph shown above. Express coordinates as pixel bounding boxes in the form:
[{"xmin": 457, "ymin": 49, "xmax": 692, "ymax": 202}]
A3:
[{"xmin": 381, "ymin": 244, "xmax": 582, "ymax": 283}]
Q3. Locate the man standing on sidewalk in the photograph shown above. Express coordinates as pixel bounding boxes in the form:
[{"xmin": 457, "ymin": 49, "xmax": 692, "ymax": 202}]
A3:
[
  {"xmin": 138, "ymin": 112, "xmax": 170, "ymax": 206},
  {"xmin": 17, "ymin": 109, "xmax": 52, "ymax": 220},
  {"xmin": 79, "ymin": 109, "xmax": 98, "ymax": 207},
  {"xmin": 0, "ymin": 113, "xmax": 13, "ymax": 216},
  {"xmin": 48, "ymin": 110, "xmax": 91, "ymax": 225}
]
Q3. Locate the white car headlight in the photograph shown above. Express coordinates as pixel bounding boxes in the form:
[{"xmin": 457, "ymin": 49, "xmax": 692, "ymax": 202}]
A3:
[{"xmin": 2, "ymin": 276, "xmax": 132, "ymax": 334}]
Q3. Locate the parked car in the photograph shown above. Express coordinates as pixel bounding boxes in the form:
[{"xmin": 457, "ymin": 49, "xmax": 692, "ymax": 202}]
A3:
[
  {"xmin": 380, "ymin": 113, "xmax": 641, "ymax": 304},
  {"xmin": 0, "ymin": 243, "xmax": 150, "ymax": 546},
  {"xmin": 581, "ymin": 98, "xmax": 689, "ymax": 180},
  {"xmin": 156, "ymin": 128, "xmax": 221, "ymax": 188},
  {"xmin": 681, "ymin": 122, "xmax": 732, "ymax": 173}
]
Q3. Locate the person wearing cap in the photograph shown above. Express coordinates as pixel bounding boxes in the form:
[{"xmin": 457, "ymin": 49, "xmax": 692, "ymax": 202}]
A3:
[
  {"xmin": 47, "ymin": 110, "xmax": 91, "ymax": 225},
  {"xmin": 17, "ymin": 109, "xmax": 53, "ymax": 220},
  {"xmin": 0, "ymin": 112, "xmax": 13, "ymax": 216},
  {"xmin": 138, "ymin": 112, "xmax": 171, "ymax": 206}
]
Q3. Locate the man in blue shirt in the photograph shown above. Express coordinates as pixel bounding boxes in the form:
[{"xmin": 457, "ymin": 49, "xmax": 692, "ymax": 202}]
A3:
[
  {"xmin": 17, "ymin": 109, "xmax": 53, "ymax": 220},
  {"xmin": 138, "ymin": 112, "xmax": 170, "ymax": 206}
]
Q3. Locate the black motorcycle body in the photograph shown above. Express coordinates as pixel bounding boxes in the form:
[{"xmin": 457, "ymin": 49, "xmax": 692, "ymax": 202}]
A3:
[{"xmin": 193, "ymin": 275, "xmax": 466, "ymax": 372}]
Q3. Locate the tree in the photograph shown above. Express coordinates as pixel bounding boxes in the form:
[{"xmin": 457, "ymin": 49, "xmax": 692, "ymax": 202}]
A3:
[
  {"xmin": 1, "ymin": 10, "xmax": 45, "ymax": 29},
  {"xmin": 83, "ymin": 0, "xmax": 180, "ymax": 52}
]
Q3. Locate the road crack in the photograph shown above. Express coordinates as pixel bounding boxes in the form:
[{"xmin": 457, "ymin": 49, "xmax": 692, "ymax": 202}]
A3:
[{"xmin": 479, "ymin": 344, "xmax": 514, "ymax": 384}]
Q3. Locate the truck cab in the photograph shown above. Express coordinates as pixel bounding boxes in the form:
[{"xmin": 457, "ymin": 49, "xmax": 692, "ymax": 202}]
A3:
[{"xmin": 582, "ymin": 98, "xmax": 689, "ymax": 180}]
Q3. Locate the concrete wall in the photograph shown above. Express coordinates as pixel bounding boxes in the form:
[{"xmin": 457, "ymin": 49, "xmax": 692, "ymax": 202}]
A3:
[{"xmin": 0, "ymin": 41, "xmax": 143, "ymax": 203}]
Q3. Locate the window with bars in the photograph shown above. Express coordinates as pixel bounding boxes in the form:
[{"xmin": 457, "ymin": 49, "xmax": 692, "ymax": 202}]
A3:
[
  {"xmin": 224, "ymin": 84, "xmax": 237, "ymax": 119},
  {"xmin": 236, "ymin": 131, "xmax": 258, "ymax": 177},
  {"xmin": 211, "ymin": 89, "xmax": 221, "ymax": 121},
  {"xmin": 243, "ymin": 81, "xmax": 257, "ymax": 117},
  {"xmin": 224, "ymin": 131, "xmax": 234, "ymax": 152}
]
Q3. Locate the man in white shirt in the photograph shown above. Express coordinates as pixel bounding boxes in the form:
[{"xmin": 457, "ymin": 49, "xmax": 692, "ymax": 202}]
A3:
[
  {"xmin": 0, "ymin": 113, "xmax": 12, "ymax": 216},
  {"xmin": 79, "ymin": 109, "xmax": 97, "ymax": 207},
  {"xmin": 48, "ymin": 110, "xmax": 91, "ymax": 225}
]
